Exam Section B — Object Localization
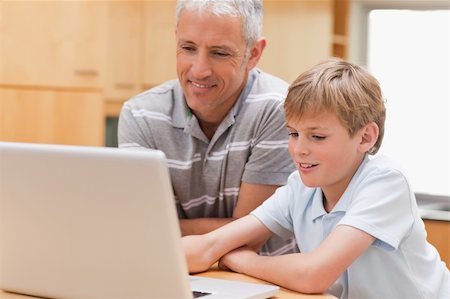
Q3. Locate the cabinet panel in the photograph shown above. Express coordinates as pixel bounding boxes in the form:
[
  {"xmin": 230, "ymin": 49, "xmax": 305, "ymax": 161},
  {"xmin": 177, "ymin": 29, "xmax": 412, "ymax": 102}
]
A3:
[
  {"xmin": 424, "ymin": 220, "xmax": 450, "ymax": 266},
  {"xmin": 260, "ymin": 1, "xmax": 332, "ymax": 83},
  {"xmin": 105, "ymin": 1, "xmax": 142, "ymax": 101},
  {"xmin": 0, "ymin": 88, "xmax": 104, "ymax": 146},
  {"xmin": 0, "ymin": 1, "xmax": 107, "ymax": 88},
  {"xmin": 142, "ymin": 0, "xmax": 177, "ymax": 89}
]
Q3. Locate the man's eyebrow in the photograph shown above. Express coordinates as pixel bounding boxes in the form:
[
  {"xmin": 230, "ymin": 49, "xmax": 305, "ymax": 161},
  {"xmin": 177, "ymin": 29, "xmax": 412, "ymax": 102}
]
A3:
[{"xmin": 177, "ymin": 39, "xmax": 195, "ymax": 45}]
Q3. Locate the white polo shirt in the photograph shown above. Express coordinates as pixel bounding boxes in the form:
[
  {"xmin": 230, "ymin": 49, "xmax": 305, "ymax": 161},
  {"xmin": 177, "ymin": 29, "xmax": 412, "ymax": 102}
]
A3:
[{"xmin": 252, "ymin": 155, "xmax": 449, "ymax": 299}]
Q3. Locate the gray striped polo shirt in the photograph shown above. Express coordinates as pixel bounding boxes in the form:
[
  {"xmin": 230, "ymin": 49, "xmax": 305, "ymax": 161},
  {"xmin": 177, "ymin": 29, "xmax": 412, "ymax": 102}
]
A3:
[{"xmin": 118, "ymin": 68, "xmax": 298, "ymax": 255}]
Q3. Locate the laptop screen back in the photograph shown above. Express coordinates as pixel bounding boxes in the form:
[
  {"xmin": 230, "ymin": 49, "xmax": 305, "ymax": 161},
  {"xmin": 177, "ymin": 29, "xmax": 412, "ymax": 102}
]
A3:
[{"xmin": 0, "ymin": 142, "xmax": 192, "ymax": 299}]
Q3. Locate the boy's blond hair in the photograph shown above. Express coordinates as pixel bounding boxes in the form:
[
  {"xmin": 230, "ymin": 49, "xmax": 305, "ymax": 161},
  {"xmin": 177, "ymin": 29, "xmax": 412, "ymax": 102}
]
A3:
[{"xmin": 284, "ymin": 58, "xmax": 386, "ymax": 155}]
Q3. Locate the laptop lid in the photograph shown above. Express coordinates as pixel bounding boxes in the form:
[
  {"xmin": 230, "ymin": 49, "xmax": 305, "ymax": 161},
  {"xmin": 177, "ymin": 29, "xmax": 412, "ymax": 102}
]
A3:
[{"xmin": 0, "ymin": 142, "xmax": 279, "ymax": 299}]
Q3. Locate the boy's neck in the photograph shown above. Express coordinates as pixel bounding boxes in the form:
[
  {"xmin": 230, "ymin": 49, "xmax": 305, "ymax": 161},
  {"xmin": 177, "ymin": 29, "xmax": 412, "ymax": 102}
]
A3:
[
  {"xmin": 322, "ymin": 194, "xmax": 336, "ymax": 213},
  {"xmin": 321, "ymin": 154, "xmax": 367, "ymax": 213}
]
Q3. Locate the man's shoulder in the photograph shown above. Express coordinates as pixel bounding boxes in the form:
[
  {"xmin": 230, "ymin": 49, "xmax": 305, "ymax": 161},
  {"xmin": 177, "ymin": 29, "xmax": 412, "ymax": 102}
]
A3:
[
  {"xmin": 252, "ymin": 69, "xmax": 289, "ymax": 93},
  {"xmin": 124, "ymin": 79, "xmax": 181, "ymax": 110}
]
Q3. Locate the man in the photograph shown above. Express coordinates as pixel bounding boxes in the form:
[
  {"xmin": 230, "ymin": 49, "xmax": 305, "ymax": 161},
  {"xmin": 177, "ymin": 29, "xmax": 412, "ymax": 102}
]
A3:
[{"xmin": 118, "ymin": 0, "xmax": 297, "ymax": 255}]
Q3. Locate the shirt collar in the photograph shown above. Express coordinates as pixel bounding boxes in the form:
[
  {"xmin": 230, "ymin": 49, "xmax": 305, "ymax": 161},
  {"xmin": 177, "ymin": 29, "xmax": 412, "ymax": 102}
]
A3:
[
  {"xmin": 311, "ymin": 189, "xmax": 327, "ymax": 220},
  {"xmin": 310, "ymin": 155, "xmax": 371, "ymax": 219}
]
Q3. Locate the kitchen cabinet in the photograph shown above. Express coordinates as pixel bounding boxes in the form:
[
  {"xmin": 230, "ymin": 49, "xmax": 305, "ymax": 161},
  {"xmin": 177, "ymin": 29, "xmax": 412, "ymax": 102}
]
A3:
[
  {"xmin": 0, "ymin": 0, "xmax": 337, "ymax": 145},
  {"xmin": 424, "ymin": 219, "xmax": 450, "ymax": 266},
  {"xmin": 332, "ymin": 0, "xmax": 349, "ymax": 59},
  {"xmin": 141, "ymin": 0, "xmax": 177, "ymax": 90},
  {"xmin": 0, "ymin": 1, "xmax": 107, "ymax": 88},
  {"xmin": 104, "ymin": 1, "xmax": 142, "ymax": 102},
  {"xmin": 256, "ymin": 0, "xmax": 332, "ymax": 83},
  {"xmin": 0, "ymin": 88, "xmax": 104, "ymax": 146}
]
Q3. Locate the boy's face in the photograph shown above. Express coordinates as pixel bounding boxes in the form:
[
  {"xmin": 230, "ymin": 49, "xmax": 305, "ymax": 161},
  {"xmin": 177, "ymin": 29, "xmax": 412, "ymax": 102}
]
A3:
[{"xmin": 286, "ymin": 111, "xmax": 366, "ymax": 202}]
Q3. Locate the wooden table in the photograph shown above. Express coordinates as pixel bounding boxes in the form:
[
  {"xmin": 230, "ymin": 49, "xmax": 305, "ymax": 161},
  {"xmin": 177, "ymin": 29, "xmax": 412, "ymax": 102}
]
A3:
[
  {"xmin": 0, "ymin": 265, "xmax": 336, "ymax": 299},
  {"xmin": 195, "ymin": 265, "xmax": 337, "ymax": 299}
]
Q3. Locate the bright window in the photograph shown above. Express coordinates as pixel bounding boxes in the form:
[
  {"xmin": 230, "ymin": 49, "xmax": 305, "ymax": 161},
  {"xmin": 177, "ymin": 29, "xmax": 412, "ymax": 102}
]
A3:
[{"xmin": 367, "ymin": 9, "xmax": 449, "ymax": 196}]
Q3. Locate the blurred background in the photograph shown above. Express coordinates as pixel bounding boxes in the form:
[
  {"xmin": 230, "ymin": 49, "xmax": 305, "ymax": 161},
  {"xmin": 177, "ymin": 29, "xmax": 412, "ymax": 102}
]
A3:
[{"xmin": 0, "ymin": 0, "xmax": 448, "ymax": 266}]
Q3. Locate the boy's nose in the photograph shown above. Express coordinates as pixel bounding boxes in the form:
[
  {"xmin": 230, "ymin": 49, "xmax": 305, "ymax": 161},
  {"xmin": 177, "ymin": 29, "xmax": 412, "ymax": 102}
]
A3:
[{"xmin": 293, "ymin": 138, "xmax": 309, "ymax": 156}]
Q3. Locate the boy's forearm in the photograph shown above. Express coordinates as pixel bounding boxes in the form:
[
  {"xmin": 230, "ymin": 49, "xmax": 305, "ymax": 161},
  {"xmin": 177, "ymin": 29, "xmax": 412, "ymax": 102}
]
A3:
[
  {"xmin": 182, "ymin": 234, "xmax": 218, "ymax": 273},
  {"xmin": 182, "ymin": 215, "xmax": 272, "ymax": 273},
  {"xmin": 230, "ymin": 252, "xmax": 330, "ymax": 294}
]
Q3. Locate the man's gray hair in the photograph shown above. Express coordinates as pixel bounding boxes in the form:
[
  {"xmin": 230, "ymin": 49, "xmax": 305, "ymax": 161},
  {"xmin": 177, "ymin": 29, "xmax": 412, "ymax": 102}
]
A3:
[{"xmin": 176, "ymin": 0, "xmax": 263, "ymax": 47}]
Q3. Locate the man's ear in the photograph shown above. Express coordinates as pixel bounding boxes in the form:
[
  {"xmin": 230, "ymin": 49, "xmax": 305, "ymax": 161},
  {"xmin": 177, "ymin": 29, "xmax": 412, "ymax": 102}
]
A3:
[
  {"xmin": 358, "ymin": 122, "xmax": 379, "ymax": 153},
  {"xmin": 246, "ymin": 38, "xmax": 266, "ymax": 70}
]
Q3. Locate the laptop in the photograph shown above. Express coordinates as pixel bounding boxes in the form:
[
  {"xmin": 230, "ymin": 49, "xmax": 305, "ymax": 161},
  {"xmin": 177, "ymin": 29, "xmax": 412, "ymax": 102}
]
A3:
[{"xmin": 0, "ymin": 142, "xmax": 279, "ymax": 299}]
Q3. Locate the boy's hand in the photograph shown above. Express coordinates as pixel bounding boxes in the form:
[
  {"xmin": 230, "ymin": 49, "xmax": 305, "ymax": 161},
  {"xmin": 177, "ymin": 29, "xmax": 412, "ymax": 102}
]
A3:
[
  {"xmin": 182, "ymin": 235, "xmax": 215, "ymax": 273},
  {"xmin": 218, "ymin": 245, "xmax": 258, "ymax": 274}
]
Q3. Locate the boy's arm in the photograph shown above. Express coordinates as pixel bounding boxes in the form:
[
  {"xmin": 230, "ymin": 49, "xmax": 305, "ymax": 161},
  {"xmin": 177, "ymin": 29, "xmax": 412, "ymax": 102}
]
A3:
[
  {"xmin": 182, "ymin": 215, "xmax": 272, "ymax": 273},
  {"xmin": 220, "ymin": 224, "xmax": 375, "ymax": 294}
]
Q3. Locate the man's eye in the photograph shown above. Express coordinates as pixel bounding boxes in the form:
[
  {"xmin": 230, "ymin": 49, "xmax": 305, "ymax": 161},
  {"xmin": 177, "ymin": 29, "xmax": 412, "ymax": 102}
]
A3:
[
  {"xmin": 181, "ymin": 46, "xmax": 195, "ymax": 52},
  {"xmin": 288, "ymin": 132, "xmax": 299, "ymax": 137},
  {"xmin": 213, "ymin": 51, "xmax": 229, "ymax": 57}
]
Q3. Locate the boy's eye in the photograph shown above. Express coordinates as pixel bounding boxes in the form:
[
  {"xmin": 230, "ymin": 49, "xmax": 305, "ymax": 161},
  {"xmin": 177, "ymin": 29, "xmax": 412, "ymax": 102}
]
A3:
[
  {"xmin": 312, "ymin": 135, "xmax": 325, "ymax": 140},
  {"xmin": 288, "ymin": 132, "xmax": 299, "ymax": 137}
]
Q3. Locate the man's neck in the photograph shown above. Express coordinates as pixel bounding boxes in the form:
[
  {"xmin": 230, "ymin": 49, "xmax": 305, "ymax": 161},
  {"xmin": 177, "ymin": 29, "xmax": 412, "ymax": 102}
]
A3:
[{"xmin": 199, "ymin": 121, "xmax": 220, "ymax": 140}]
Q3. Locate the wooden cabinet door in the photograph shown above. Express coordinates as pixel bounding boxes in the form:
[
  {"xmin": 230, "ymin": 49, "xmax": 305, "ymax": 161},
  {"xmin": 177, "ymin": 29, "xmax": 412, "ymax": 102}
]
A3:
[
  {"xmin": 0, "ymin": 88, "xmax": 104, "ymax": 146},
  {"xmin": 260, "ymin": 1, "xmax": 332, "ymax": 83},
  {"xmin": 424, "ymin": 220, "xmax": 450, "ymax": 266},
  {"xmin": 142, "ymin": 0, "xmax": 177, "ymax": 89},
  {"xmin": 0, "ymin": 1, "xmax": 107, "ymax": 88},
  {"xmin": 104, "ymin": 1, "xmax": 142, "ymax": 101}
]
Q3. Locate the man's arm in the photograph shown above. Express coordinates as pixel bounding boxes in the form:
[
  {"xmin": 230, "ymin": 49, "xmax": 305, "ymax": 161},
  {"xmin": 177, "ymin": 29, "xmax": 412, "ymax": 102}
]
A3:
[{"xmin": 180, "ymin": 182, "xmax": 279, "ymax": 236}]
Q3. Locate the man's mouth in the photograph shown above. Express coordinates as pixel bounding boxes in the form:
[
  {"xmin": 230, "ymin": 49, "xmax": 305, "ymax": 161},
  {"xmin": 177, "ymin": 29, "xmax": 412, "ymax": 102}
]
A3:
[{"xmin": 190, "ymin": 81, "xmax": 214, "ymax": 89}]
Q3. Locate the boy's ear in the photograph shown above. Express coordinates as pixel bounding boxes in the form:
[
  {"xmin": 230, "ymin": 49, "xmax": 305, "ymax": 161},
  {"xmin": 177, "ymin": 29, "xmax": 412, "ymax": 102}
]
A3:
[{"xmin": 358, "ymin": 122, "xmax": 379, "ymax": 153}]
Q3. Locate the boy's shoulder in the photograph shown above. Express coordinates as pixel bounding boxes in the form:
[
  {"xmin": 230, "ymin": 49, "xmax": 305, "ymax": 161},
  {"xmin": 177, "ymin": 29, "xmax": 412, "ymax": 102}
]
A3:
[
  {"xmin": 364, "ymin": 155, "xmax": 406, "ymax": 175},
  {"xmin": 352, "ymin": 154, "xmax": 411, "ymax": 193}
]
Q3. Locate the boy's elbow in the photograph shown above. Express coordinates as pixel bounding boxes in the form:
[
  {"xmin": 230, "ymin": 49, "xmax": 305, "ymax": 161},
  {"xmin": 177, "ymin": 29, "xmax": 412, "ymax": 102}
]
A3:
[
  {"xmin": 290, "ymin": 263, "xmax": 334, "ymax": 294},
  {"xmin": 300, "ymin": 274, "xmax": 332, "ymax": 294}
]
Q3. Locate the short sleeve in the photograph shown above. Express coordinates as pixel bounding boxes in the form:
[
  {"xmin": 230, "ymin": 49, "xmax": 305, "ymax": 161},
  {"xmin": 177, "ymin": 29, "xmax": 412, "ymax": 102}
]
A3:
[
  {"xmin": 118, "ymin": 100, "xmax": 156, "ymax": 150},
  {"xmin": 242, "ymin": 102, "xmax": 295, "ymax": 185},
  {"xmin": 251, "ymin": 173, "xmax": 299, "ymax": 239},
  {"xmin": 338, "ymin": 167, "xmax": 415, "ymax": 250}
]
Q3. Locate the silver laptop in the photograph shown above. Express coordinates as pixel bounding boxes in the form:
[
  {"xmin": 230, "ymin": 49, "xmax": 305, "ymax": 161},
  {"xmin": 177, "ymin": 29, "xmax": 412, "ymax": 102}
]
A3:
[{"xmin": 0, "ymin": 142, "xmax": 279, "ymax": 299}]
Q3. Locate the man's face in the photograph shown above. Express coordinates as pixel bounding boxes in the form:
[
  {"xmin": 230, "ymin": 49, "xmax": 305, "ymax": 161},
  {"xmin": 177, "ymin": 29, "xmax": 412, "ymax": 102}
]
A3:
[{"xmin": 175, "ymin": 9, "xmax": 252, "ymax": 123}]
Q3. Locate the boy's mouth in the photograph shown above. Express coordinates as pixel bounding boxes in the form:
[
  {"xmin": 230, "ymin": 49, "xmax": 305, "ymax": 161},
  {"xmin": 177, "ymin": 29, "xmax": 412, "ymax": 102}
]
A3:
[{"xmin": 299, "ymin": 163, "xmax": 318, "ymax": 169}]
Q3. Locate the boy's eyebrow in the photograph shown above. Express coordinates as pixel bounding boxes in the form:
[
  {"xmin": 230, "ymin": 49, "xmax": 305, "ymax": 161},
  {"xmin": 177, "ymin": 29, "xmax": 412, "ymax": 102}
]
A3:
[{"xmin": 286, "ymin": 124, "xmax": 329, "ymax": 131}]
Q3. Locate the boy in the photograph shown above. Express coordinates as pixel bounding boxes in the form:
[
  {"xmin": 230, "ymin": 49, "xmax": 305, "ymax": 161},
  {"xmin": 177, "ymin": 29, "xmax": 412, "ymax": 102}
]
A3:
[{"xmin": 182, "ymin": 58, "xmax": 449, "ymax": 299}]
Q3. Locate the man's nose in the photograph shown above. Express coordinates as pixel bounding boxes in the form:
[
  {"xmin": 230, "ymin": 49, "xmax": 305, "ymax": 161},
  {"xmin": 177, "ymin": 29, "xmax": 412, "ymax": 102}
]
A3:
[{"xmin": 190, "ymin": 51, "xmax": 213, "ymax": 79}]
